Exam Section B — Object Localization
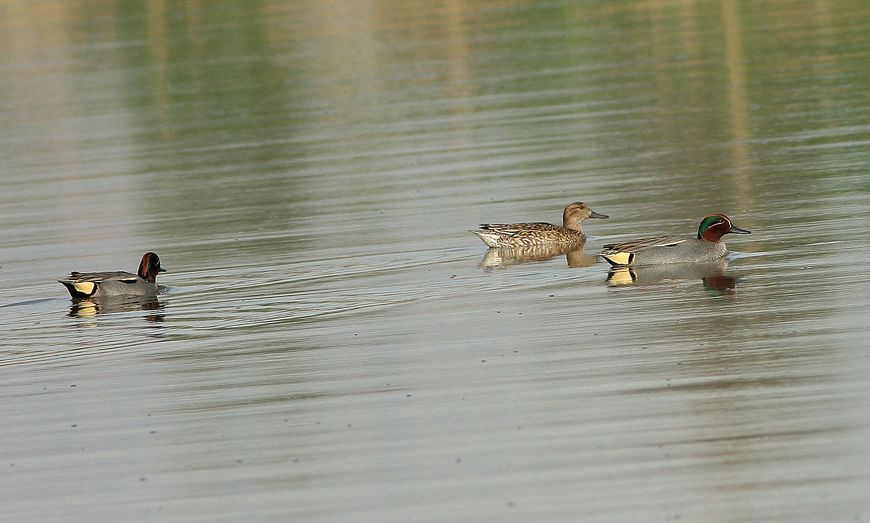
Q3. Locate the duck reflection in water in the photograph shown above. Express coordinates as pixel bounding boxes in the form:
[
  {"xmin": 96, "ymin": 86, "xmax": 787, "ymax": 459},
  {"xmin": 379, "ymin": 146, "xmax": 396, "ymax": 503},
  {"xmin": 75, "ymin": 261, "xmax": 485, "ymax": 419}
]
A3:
[
  {"xmin": 69, "ymin": 296, "xmax": 165, "ymax": 322},
  {"xmin": 481, "ymin": 244, "xmax": 598, "ymax": 269},
  {"xmin": 606, "ymin": 260, "xmax": 739, "ymax": 294}
]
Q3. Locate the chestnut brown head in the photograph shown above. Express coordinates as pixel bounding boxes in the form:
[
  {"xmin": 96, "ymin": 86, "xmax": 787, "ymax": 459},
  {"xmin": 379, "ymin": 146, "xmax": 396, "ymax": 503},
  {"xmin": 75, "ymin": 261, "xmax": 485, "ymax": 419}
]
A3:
[
  {"xmin": 137, "ymin": 252, "xmax": 166, "ymax": 283},
  {"xmin": 697, "ymin": 214, "xmax": 751, "ymax": 242}
]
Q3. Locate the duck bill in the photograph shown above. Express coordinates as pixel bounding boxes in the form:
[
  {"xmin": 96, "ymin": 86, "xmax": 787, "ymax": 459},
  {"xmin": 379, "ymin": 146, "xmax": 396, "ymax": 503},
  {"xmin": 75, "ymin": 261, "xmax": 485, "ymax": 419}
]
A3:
[
  {"xmin": 159, "ymin": 268, "xmax": 167, "ymax": 272},
  {"xmin": 589, "ymin": 211, "xmax": 609, "ymax": 219},
  {"xmin": 729, "ymin": 225, "xmax": 751, "ymax": 234}
]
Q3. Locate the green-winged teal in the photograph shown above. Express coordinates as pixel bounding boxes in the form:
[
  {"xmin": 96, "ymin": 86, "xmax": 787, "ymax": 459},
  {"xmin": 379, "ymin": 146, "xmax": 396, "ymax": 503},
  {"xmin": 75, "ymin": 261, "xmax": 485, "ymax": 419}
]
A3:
[
  {"xmin": 59, "ymin": 252, "xmax": 165, "ymax": 299},
  {"xmin": 470, "ymin": 201, "xmax": 609, "ymax": 248},
  {"xmin": 600, "ymin": 214, "xmax": 750, "ymax": 266}
]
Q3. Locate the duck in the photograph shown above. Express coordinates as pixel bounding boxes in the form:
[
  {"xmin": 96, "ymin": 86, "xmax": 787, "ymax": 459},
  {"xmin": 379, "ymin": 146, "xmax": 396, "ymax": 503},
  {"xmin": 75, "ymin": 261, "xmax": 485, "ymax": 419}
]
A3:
[
  {"xmin": 59, "ymin": 252, "xmax": 165, "ymax": 299},
  {"xmin": 600, "ymin": 214, "xmax": 750, "ymax": 266},
  {"xmin": 469, "ymin": 201, "xmax": 609, "ymax": 248}
]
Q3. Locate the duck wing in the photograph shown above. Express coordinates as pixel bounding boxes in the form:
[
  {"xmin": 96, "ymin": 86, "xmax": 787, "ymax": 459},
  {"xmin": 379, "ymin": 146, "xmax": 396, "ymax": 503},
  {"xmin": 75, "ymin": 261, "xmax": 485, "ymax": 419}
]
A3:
[
  {"xmin": 478, "ymin": 222, "xmax": 561, "ymax": 235},
  {"xmin": 601, "ymin": 235, "xmax": 687, "ymax": 254},
  {"xmin": 63, "ymin": 271, "xmax": 139, "ymax": 283}
]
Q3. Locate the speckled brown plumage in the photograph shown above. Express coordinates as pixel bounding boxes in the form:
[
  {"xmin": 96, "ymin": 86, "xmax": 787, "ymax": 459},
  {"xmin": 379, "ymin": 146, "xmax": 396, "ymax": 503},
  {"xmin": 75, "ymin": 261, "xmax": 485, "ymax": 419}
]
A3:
[{"xmin": 470, "ymin": 202, "xmax": 609, "ymax": 248}]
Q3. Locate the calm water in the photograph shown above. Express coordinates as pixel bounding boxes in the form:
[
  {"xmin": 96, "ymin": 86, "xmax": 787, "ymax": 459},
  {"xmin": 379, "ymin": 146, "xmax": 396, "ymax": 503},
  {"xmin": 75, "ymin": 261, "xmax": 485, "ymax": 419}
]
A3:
[{"xmin": 2, "ymin": 1, "xmax": 870, "ymax": 521}]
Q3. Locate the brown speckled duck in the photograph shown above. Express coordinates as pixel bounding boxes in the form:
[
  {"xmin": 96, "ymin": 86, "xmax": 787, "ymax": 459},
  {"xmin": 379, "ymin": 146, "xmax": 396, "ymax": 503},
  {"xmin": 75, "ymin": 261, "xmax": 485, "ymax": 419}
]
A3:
[
  {"xmin": 469, "ymin": 202, "xmax": 609, "ymax": 248},
  {"xmin": 59, "ymin": 252, "xmax": 165, "ymax": 299}
]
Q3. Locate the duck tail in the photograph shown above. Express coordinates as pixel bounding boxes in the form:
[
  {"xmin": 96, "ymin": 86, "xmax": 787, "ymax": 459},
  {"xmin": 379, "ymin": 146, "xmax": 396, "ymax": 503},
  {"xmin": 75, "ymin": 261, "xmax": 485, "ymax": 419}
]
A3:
[{"xmin": 600, "ymin": 251, "xmax": 635, "ymax": 267}]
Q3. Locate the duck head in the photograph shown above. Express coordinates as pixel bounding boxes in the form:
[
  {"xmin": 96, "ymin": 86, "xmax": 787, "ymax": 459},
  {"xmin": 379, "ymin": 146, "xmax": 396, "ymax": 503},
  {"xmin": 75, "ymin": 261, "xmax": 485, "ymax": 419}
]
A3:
[
  {"xmin": 697, "ymin": 214, "xmax": 751, "ymax": 242},
  {"xmin": 563, "ymin": 202, "xmax": 609, "ymax": 229},
  {"xmin": 138, "ymin": 252, "xmax": 166, "ymax": 283}
]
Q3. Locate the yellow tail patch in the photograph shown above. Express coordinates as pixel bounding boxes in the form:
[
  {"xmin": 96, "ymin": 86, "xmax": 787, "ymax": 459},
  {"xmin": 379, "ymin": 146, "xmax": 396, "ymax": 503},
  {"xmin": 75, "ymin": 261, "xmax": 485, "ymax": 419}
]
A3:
[
  {"xmin": 602, "ymin": 251, "xmax": 634, "ymax": 266},
  {"xmin": 73, "ymin": 281, "xmax": 96, "ymax": 295}
]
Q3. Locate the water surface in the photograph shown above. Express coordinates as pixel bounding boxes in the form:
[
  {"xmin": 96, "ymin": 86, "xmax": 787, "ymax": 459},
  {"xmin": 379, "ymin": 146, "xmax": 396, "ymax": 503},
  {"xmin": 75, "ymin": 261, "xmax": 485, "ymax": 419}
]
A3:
[{"xmin": 2, "ymin": 1, "xmax": 869, "ymax": 521}]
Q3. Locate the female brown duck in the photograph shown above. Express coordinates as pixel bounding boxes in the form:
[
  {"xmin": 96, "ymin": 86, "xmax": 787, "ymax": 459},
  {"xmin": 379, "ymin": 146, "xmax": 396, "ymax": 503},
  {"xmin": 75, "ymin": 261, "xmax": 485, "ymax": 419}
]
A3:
[{"xmin": 470, "ymin": 202, "xmax": 609, "ymax": 248}]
